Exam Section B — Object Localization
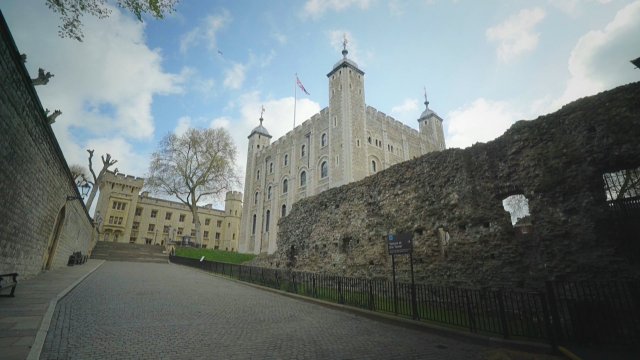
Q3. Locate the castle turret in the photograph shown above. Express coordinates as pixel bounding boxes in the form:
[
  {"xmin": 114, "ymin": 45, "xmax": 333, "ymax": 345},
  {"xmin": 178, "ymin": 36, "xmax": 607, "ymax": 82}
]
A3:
[
  {"xmin": 94, "ymin": 171, "xmax": 145, "ymax": 242},
  {"xmin": 223, "ymin": 191, "xmax": 243, "ymax": 251},
  {"xmin": 326, "ymin": 36, "xmax": 367, "ymax": 185},
  {"xmin": 239, "ymin": 115, "xmax": 272, "ymax": 254},
  {"xmin": 418, "ymin": 91, "xmax": 445, "ymax": 151}
]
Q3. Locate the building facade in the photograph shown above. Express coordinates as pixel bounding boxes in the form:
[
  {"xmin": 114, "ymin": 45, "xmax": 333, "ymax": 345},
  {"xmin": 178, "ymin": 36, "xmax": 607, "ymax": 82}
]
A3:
[
  {"xmin": 96, "ymin": 171, "xmax": 242, "ymax": 251},
  {"xmin": 239, "ymin": 47, "xmax": 446, "ymax": 255}
]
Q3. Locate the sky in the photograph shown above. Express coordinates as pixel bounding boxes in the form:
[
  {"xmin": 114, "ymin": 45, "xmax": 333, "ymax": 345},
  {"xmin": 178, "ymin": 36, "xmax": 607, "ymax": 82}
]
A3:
[{"xmin": 2, "ymin": 0, "xmax": 640, "ymax": 206}]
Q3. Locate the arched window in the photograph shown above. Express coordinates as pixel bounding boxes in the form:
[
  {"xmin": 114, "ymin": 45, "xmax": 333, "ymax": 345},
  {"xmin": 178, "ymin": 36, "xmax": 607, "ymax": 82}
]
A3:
[
  {"xmin": 267, "ymin": 186, "xmax": 272, "ymax": 200},
  {"xmin": 321, "ymin": 133, "xmax": 327, "ymax": 147},
  {"xmin": 269, "ymin": 162, "xmax": 273, "ymax": 173},
  {"xmin": 265, "ymin": 210, "xmax": 270, "ymax": 232},
  {"xmin": 281, "ymin": 204, "xmax": 287, "ymax": 217},
  {"xmin": 300, "ymin": 171, "xmax": 307, "ymax": 186},
  {"xmin": 371, "ymin": 160, "xmax": 377, "ymax": 173},
  {"xmin": 284, "ymin": 154, "xmax": 289, "ymax": 166},
  {"xmin": 283, "ymin": 179, "xmax": 288, "ymax": 193},
  {"xmin": 256, "ymin": 170, "xmax": 260, "ymax": 180},
  {"xmin": 301, "ymin": 144, "xmax": 306, "ymax": 157},
  {"xmin": 252, "ymin": 214, "xmax": 256, "ymax": 235},
  {"xmin": 368, "ymin": 136, "xmax": 372, "ymax": 144},
  {"xmin": 254, "ymin": 191, "xmax": 259, "ymax": 204},
  {"xmin": 320, "ymin": 161, "xmax": 328, "ymax": 178}
]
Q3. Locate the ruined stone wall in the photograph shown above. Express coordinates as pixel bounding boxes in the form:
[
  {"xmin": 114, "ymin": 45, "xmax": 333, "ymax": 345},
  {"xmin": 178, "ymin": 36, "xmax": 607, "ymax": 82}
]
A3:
[
  {"xmin": 0, "ymin": 13, "xmax": 95, "ymax": 278},
  {"xmin": 258, "ymin": 82, "xmax": 640, "ymax": 289}
]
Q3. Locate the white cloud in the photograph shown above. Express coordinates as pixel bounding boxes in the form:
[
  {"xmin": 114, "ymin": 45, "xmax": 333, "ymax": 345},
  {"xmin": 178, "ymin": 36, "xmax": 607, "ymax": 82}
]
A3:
[
  {"xmin": 180, "ymin": 10, "xmax": 231, "ymax": 54},
  {"xmin": 390, "ymin": 98, "xmax": 421, "ymax": 124},
  {"xmin": 223, "ymin": 63, "xmax": 247, "ymax": 90},
  {"xmin": 85, "ymin": 137, "xmax": 151, "ymax": 178},
  {"xmin": 553, "ymin": 1, "xmax": 640, "ymax": 108},
  {"xmin": 486, "ymin": 7, "xmax": 546, "ymax": 63},
  {"xmin": 210, "ymin": 116, "xmax": 232, "ymax": 129},
  {"xmin": 174, "ymin": 116, "xmax": 192, "ymax": 136},
  {"xmin": 302, "ymin": 0, "xmax": 372, "ymax": 19},
  {"xmin": 446, "ymin": 98, "xmax": 522, "ymax": 149}
]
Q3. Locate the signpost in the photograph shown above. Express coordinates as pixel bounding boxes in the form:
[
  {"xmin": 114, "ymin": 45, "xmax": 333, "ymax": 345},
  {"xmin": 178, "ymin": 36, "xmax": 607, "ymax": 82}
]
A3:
[{"xmin": 387, "ymin": 231, "xmax": 419, "ymax": 320}]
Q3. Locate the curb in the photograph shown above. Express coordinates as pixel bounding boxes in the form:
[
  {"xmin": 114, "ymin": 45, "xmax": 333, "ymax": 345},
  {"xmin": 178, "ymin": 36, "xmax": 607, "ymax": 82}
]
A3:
[
  {"xmin": 558, "ymin": 346, "xmax": 582, "ymax": 360},
  {"xmin": 171, "ymin": 262, "xmax": 557, "ymax": 356},
  {"xmin": 26, "ymin": 260, "xmax": 106, "ymax": 360}
]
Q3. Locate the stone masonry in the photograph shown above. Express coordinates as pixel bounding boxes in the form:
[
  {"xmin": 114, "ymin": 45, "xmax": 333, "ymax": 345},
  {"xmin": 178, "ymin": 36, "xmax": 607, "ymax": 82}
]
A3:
[
  {"xmin": 256, "ymin": 81, "xmax": 640, "ymax": 289},
  {"xmin": 0, "ymin": 12, "xmax": 95, "ymax": 278}
]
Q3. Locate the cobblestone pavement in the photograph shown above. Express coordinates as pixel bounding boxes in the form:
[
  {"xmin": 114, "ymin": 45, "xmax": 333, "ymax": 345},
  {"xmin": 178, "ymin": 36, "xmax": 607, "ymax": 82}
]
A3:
[{"xmin": 40, "ymin": 262, "xmax": 512, "ymax": 359}]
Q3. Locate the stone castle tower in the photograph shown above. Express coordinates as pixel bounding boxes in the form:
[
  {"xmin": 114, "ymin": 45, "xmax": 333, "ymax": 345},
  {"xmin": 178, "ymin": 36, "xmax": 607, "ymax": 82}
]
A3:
[{"xmin": 239, "ymin": 43, "xmax": 445, "ymax": 255}]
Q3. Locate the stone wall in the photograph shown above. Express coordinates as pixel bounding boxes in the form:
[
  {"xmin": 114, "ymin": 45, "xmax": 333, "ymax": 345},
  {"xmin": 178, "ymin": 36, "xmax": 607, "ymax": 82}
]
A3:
[
  {"xmin": 258, "ymin": 81, "xmax": 640, "ymax": 289},
  {"xmin": 0, "ymin": 13, "xmax": 96, "ymax": 279}
]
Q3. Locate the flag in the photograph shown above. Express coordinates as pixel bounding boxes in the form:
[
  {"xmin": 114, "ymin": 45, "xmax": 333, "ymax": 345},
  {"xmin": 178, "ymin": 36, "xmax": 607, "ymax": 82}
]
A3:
[{"xmin": 296, "ymin": 75, "xmax": 310, "ymax": 95}]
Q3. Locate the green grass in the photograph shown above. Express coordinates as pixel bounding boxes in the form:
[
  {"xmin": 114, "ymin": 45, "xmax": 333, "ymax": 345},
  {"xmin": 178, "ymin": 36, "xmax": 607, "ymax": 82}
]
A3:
[{"xmin": 175, "ymin": 247, "xmax": 256, "ymax": 264}]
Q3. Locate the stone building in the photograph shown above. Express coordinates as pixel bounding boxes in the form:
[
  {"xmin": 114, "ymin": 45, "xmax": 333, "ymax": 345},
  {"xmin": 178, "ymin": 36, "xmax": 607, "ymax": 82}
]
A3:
[
  {"xmin": 239, "ymin": 45, "xmax": 446, "ymax": 255},
  {"xmin": 96, "ymin": 171, "xmax": 242, "ymax": 251},
  {"xmin": 0, "ymin": 12, "xmax": 96, "ymax": 278}
]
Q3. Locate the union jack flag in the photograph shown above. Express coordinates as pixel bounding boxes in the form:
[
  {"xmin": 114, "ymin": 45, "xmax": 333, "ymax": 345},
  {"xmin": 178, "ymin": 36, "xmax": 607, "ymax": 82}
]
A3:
[{"xmin": 296, "ymin": 75, "xmax": 310, "ymax": 95}]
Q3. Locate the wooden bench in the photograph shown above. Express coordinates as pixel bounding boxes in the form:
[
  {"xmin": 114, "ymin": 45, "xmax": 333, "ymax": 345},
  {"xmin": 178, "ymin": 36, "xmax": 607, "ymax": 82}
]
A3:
[{"xmin": 0, "ymin": 273, "xmax": 18, "ymax": 297}]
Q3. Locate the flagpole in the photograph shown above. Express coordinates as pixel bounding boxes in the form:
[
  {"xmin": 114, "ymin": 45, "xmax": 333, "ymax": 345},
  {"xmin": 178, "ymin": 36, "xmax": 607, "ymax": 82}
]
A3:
[{"xmin": 293, "ymin": 73, "xmax": 297, "ymax": 129}]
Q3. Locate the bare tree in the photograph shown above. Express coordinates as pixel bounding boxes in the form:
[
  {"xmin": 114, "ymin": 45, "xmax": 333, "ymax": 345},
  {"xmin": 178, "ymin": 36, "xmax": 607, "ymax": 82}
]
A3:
[
  {"xmin": 45, "ymin": 0, "xmax": 179, "ymax": 41},
  {"xmin": 146, "ymin": 128, "xmax": 239, "ymax": 248},
  {"xmin": 69, "ymin": 163, "xmax": 89, "ymax": 184},
  {"xmin": 85, "ymin": 149, "xmax": 118, "ymax": 209}
]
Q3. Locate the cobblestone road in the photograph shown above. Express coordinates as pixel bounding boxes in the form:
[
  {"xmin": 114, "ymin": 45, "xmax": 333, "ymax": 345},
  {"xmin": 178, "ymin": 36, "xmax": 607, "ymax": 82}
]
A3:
[{"xmin": 41, "ymin": 262, "xmax": 503, "ymax": 359}]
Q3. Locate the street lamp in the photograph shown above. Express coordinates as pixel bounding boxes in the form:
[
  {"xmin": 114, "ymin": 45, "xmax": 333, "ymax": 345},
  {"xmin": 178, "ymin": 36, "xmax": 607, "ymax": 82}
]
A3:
[{"xmin": 67, "ymin": 180, "xmax": 91, "ymax": 201}]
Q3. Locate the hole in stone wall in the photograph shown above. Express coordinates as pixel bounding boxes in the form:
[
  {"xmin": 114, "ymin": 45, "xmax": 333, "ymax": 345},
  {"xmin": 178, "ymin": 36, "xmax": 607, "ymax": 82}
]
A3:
[
  {"xmin": 502, "ymin": 194, "xmax": 531, "ymax": 226},
  {"xmin": 341, "ymin": 237, "xmax": 351, "ymax": 253},
  {"xmin": 602, "ymin": 167, "xmax": 640, "ymax": 207}
]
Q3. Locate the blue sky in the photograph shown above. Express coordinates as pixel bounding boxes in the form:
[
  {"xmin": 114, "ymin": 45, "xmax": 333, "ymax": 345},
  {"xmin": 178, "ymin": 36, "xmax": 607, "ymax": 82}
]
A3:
[{"xmin": 3, "ymin": 0, "xmax": 640, "ymax": 197}]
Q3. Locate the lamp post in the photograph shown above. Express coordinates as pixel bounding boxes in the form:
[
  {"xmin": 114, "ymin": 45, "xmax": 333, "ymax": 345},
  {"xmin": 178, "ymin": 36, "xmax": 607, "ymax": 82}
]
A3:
[{"xmin": 67, "ymin": 180, "xmax": 91, "ymax": 201}]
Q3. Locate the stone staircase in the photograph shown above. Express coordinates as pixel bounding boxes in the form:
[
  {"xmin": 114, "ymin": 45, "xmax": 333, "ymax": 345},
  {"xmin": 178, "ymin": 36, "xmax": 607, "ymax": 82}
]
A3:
[{"xmin": 90, "ymin": 241, "xmax": 168, "ymax": 263}]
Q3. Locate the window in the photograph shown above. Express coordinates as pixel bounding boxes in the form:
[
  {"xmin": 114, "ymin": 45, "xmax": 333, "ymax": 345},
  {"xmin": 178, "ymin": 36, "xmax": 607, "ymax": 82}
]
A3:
[
  {"xmin": 368, "ymin": 136, "xmax": 371, "ymax": 144},
  {"xmin": 108, "ymin": 216, "xmax": 114, "ymax": 224},
  {"xmin": 165, "ymin": 212, "xmax": 172, "ymax": 220},
  {"xmin": 163, "ymin": 225, "xmax": 170, "ymax": 234},
  {"xmin": 117, "ymin": 217, "xmax": 123, "ymax": 225},
  {"xmin": 252, "ymin": 214, "xmax": 257, "ymax": 235},
  {"xmin": 301, "ymin": 144, "xmax": 306, "ymax": 157},
  {"xmin": 216, "ymin": 220, "xmax": 222, "ymax": 227},
  {"xmin": 191, "ymin": 229, "xmax": 196, "ymax": 237},
  {"xmin": 135, "ymin": 207, "xmax": 142, "ymax": 216},
  {"xmin": 132, "ymin": 222, "xmax": 139, "ymax": 230},
  {"xmin": 179, "ymin": 214, "xmax": 185, "ymax": 222},
  {"xmin": 281, "ymin": 204, "xmax": 286, "ymax": 217},
  {"xmin": 371, "ymin": 160, "xmax": 377, "ymax": 173},
  {"xmin": 284, "ymin": 154, "xmax": 289, "ymax": 166},
  {"xmin": 177, "ymin": 227, "xmax": 183, "ymax": 235},
  {"xmin": 320, "ymin": 161, "xmax": 328, "ymax": 178},
  {"xmin": 269, "ymin": 162, "xmax": 273, "ymax": 173},
  {"xmin": 150, "ymin": 210, "xmax": 158, "ymax": 218},
  {"xmin": 283, "ymin": 179, "xmax": 288, "ymax": 193},
  {"xmin": 257, "ymin": 170, "xmax": 260, "ymax": 180},
  {"xmin": 254, "ymin": 191, "xmax": 259, "ymax": 204},
  {"xmin": 228, "ymin": 223, "xmax": 230, "ymax": 228},
  {"xmin": 148, "ymin": 224, "xmax": 155, "ymax": 232},
  {"xmin": 321, "ymin": 133, "xmax": 327, "ymax": 147},
  {"xmin": 268, "ymin": 186, "xmax": 272, "ymax": 200},
  {"xmin": 300, "ymin": 171, "xmax": 306, "ymax": 186},
  {"xmin": 502, "ymin": 194, "xmax": 531, "ymax": 226},
  {"xmin": 111, "ymin": 201, "xmax": 127, "ymax": 211},
  {"xmin": 205, "ymin": 218, "xmax": 210, "ymax": 226},
  {"xmin": 232, "ymin": 233, "xmax": 235, "ymax": 240},
  {"xmin": 265, "ymin": 210, "xmax": 271, "ymax": 232},
  {"xmin": 215, "ymin": 232, "xmax": 221, "ymax": 240},
  {"xmin": 204, "ymin": 231, "xmax": 209, "ymax": 239}
]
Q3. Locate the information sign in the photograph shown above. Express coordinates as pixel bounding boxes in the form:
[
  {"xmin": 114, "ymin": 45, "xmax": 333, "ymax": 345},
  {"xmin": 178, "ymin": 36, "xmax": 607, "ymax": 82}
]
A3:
[{"xmin": 387, "ymin": 232, "xmax": 413, "ymax": 255}]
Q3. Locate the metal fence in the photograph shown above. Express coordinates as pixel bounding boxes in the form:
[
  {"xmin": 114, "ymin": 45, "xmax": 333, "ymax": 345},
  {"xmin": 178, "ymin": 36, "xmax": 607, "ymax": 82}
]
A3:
[{"xmin": 170, "ymin": 255, "xmax": 639, "ymax": 345}]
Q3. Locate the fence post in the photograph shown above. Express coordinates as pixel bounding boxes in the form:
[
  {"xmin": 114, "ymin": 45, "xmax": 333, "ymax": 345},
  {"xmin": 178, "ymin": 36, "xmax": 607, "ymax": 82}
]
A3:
[
  {"xmin": 465, "ymin": 290, "xmax": 476, "ymax": 333},
  {"xmin": 545, "ymin": 281, "xmax": 562, "ymax": 344},
  {"xmin": 338, "ymin": 277, "xmax": 344, "ymax": 304},
  {"xmin": 496, "ymin": 289, "xmax": 510, "ymax": 339},
  {"xmin": 368, "ymin": 280, "xmax": 375, "ymax": 311},
  {"xmin": 292, "ymin": 272, "xmax": 297, "ymax": 293},
  {"xmin": 312, "ymin": 275, "xmax": 317, "ymax": 298},
  {"xmin": 275, "ymin": 271, "xmax": 280, "ymax": 289}
]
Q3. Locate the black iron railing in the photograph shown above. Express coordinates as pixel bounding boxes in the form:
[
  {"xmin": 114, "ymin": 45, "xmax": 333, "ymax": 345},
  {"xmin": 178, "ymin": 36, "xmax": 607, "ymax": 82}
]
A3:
[{"xmin": 170, "ymin": 255, "xmax": 639, "ymax": 345}]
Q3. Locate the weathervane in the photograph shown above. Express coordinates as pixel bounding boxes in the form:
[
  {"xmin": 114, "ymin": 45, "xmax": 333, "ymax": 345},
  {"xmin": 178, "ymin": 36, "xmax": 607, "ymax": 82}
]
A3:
[
  {"xmin": 260, "ymin": 105, "xmax": 265, "ymax": 125},
  {"xmin": 342, "ymin": 33, "xmax": 349, "ymax": 58},
  {"xmin": 423, "ymin": 86, "xmax": 429, "ymax": 107}
]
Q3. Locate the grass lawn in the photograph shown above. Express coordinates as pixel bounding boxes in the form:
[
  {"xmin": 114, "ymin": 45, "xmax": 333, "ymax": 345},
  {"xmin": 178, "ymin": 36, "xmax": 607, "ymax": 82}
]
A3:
[{"xmin": 175, "ymin": 247, "xmax": 256, "ymax": 264}]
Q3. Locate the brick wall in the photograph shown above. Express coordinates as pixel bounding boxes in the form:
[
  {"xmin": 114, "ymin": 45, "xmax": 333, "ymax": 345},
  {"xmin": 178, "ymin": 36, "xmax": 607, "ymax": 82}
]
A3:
[{"xmin": 0, "ymin": 12, "xmax": 95, "ymax": 279}]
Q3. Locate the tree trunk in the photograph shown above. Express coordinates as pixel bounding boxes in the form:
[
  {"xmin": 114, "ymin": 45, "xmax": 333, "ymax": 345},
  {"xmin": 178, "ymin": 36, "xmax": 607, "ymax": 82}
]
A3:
[
  {"xmin": 85, "ymin": 177, "xmax": 100, "ymax": 210},
  {"xmin": 190, "ymin": 193, "xmax": 202, "ymax": 248}
]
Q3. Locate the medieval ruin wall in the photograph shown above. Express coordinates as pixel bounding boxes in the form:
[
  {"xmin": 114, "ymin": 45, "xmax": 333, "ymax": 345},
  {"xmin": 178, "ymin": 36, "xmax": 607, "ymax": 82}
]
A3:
[{"xmin": 255, "ymin": 81, "xmax": 640, "ymax": 289}]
